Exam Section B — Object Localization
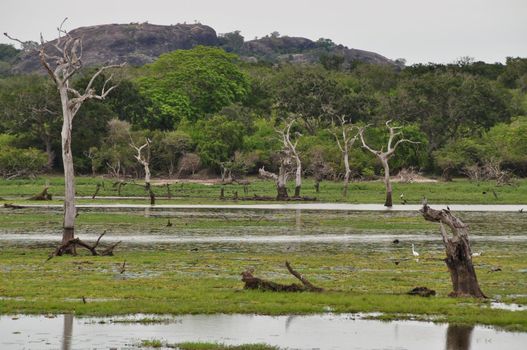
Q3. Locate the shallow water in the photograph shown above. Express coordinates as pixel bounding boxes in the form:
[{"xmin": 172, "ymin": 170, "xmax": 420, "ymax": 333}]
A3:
[
  {"xmin": 2, "ymin": 233, "xmax": 527, "ymax": 245},
  {"xmin": 6, "ymin": 203, "xmax": 527, "ymax": 211},
  {"xmin": 2, "ymin": 313, "xmax": 526, "ymax": 350}
]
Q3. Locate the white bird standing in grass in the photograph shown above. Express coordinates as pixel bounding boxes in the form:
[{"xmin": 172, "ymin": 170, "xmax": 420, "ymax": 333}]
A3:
[
  {"xmin": 412, "ymin": 244, "xmax": 420, "ymax": 257},
  {"xmin": 471, "ymin": 251, "xmax": 482, "ymax": 257}
]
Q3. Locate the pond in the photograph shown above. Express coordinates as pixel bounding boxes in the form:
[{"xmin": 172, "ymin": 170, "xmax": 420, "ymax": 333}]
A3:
[
  {"xmin": 2, "ymin": 313, "xmax": 526, "ymax": 350},
  {"xmin": 8, "ymin": 203, "xmax": 527, "ymax": 212}
]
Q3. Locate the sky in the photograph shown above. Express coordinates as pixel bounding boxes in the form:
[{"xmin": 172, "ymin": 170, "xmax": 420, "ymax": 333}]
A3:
[{"xmin": 1, "ymin": 0, "xmax": 526, "ymax": 64}]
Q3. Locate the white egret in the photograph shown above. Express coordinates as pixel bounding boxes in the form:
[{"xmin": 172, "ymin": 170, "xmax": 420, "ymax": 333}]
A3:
[{"xmin": 412, "ymin": 244, "xmax": 419, "ymax": 257}]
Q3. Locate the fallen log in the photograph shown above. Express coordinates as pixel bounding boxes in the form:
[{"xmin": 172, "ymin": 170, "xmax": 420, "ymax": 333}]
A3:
[
  {"xmin": 47, "ymin": 231, "xmax": 121, "ymax": 260},
  {"xmin": 28, "ymin": 187, "xmax": 52, "ymax": 201},
  {"xmin": 241, "ymin": 261, "xmax": 323, "ymax": 292},
  {"xmin": 3, "ymin": 203, "xmax": 25, "ymax": 209},
  {"xmin": 407, "ymin": 286, "xmax": 436, "ymax": 297},
  {"xmin": 233, "ymin": 194, "xmax": 318, "ymax": 202}
]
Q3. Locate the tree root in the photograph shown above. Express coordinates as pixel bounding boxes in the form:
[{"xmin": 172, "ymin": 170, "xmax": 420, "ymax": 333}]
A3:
[
  {"xmin": 241, "ymin": 261, "xmax": 323, "ymax": 292},
  {"xmin": 47, "ymin": 231, "xmax": 121, "ymax": 260}
]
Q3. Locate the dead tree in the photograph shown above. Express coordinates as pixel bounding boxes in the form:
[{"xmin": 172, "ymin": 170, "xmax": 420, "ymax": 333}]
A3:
[
  {"xmin": 259, "ymin": 158, "xmax": 290, "ymax": 200},
  {"xmin": 241, "ymin": 261, "xmax": 323, "ymax": 292},
  {"xmin": 420, "ymin": 204, "xmax": 486, "ymax": 298},
  {"xmin": 279, "ymin": 119, "xmax": 302, "ymax": 197},
  {"xmin": 6, "ymin": 19, "xmax": 124, "ymax": 251},
  {"xmin": 359, "ymin": 121, "xmax": 419, "ymax": 207},
  {"xmin": 332, "ymin": 115, "xmax": 358, "ymax": 197},
  {"xmin": 130, "ymin": 137, "xmax": 155, "ymax": 205}
]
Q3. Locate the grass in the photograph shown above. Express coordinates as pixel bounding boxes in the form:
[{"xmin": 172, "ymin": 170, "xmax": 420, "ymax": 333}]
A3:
[
  {"xmin": 1, "ymin": 239, "xmax": 526, "ymax": 331},
  {"xmin": 1, "ymin": 187, "xmax": 526, "ymax": 332},
  {"xmin": 0, "ymin": 175, "xmax": 526, "ymax": 205}
]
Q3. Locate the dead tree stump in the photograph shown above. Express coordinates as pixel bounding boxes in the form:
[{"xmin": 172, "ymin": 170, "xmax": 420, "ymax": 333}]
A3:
[
  {"xmin": 241, "ymin": 262, "xmax": 323, "ymax": 292},
  {"xmin": 420, "ymin": 204, "xmax": 486, "ymax": 298}
]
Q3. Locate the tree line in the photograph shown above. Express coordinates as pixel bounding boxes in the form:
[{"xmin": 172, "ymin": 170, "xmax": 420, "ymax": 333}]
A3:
[{"xmin": 1, "ymin": 43, "xmax": 526, "ymax": 182}]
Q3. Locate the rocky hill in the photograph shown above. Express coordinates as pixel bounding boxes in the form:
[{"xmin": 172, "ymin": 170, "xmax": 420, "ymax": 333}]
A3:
[{"xmin": 11, "ymin": 23, "xmax": 396, "ymax": 73}]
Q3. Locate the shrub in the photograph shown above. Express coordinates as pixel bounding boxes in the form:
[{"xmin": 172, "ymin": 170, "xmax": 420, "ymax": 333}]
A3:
[{"xmin": 0, "ymin": 146, "xmax": 47, "ymax": 178}]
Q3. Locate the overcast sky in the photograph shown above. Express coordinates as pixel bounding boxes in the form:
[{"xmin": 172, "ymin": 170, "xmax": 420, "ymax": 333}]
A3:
[{"xmin": 2, "ymin": 0, "xmax": 526, "ymax": 64}]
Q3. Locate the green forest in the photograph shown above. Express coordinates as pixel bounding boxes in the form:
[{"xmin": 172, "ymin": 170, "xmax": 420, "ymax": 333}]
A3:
[{"xmin": 1, "ymin": 42, "xmax": 526, "ymax": 182}]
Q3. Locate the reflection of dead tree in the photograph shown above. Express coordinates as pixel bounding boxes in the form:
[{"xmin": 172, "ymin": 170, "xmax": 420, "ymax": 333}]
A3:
[
  {"xmin": 241, "ymin": 261, "xmax": 323, "ymax": 292},
  {"xmin": 130, "ymin": 137, "xmax": 155, "ymax": 205},
  {"xmin": 47, "ymin": 231, "xmax": 121, "ymax": 260},
  {"xmin": 359, "ymin": 121, "xmax": 419, "ymax": 207},
  {"xmin": 420, "ymin": 203, "xmax": 486, "ymax": 298},
  {"xmin": 445, "ymin": 325, "xmax": 473, "ymax": 350},
  {"xmin": 332, "ymin": 115, "xmax": 358, "ymax": 197}
]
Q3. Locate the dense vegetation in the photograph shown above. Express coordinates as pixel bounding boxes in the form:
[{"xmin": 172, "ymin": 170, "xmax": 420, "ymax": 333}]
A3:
[{"xmin": 1, "ymin": 42, "xmax": 526, "ymax": 181}]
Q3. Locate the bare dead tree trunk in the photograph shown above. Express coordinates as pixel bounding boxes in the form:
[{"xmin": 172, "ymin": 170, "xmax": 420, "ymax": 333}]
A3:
[
  {"xmin": 420, "ymin": 204, "xmax": 486, "ymax": 298},
  {"xmin": 277, "ymin": 164, "xmax": 289, "ymax": 200},
  {"xmin": 332, "ymin": 115, "xmax": 358, "ymax": 197},
  {"xmin": 259, "ymin": 166, "xmax": 289, "ymax": 200},
  {"xmin": 130, "ymin": 137, "xmax": 155, "ymax": 205},
  {"xmin": 279, "ymin": 119, "xmax": 302, "ymax": 198},
  {"xmin": 382, "ymin": 159, "xmax": 393, "ymax": 207},
  {"xmin": 359, "ymin": 120, "xmax": 419, "ymax": 207},
  {"xmin": 60, "ymin": 88, "xmax": 76, "ymax": 248},
  {"xmin": 6, "ymin": 21, "xmax": 123, "ymax": 252}
]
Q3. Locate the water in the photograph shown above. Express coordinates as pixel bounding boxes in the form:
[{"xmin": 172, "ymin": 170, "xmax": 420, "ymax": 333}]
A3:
[
  {"xmin": 6, "ymin": 203, "xmax": 527, "ymax": 212},
  {"xmin": 1, "ymin": 313, "xmax": 526, "ymax": 350},
  {"xmin": 2, "ymin": 233, "xmax": 527, "ymax": 245}
]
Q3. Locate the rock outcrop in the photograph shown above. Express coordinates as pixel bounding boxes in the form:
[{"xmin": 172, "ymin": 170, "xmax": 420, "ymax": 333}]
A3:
[{"xmin": 12, "ymin": 22, "xmax": 397, "ymax": 74}]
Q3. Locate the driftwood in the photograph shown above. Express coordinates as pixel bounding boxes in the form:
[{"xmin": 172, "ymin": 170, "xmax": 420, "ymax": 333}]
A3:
[
  {"xmin": 241, "ymin": 261, "xmax": 323, "ymax": 292},
  {"xmin": 47, "ymin": 231, "xmax": 121, "ymax": 260},
  {"xmin": 28, "ymin": 187, "xmax": 52, "ymax": 201},
  {"xmin": 420, "ymin": 204, "xmax": 486, "ymax": 298}
]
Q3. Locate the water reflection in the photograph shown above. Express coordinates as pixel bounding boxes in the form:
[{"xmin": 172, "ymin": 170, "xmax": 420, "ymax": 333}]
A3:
[
  {"xmin": 62, "ymin": 314, "xmax": 73, "ymax": 350},
  {"xmin": 1, "ymin": 314, "xmax": 524, "ymax": 350},
  {"xmin": 445, "ymin": 325, "xmax": 473, "ymax": 350}
]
